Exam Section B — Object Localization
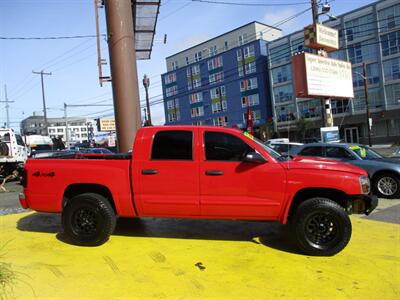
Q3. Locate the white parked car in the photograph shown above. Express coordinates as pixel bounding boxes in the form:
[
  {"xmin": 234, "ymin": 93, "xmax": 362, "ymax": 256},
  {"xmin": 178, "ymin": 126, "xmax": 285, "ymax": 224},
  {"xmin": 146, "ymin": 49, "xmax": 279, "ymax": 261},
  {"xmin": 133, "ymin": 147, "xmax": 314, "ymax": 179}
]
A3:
[{"xmin": 0, "ymin": 129, "xmax": 28, "ymax": 176}]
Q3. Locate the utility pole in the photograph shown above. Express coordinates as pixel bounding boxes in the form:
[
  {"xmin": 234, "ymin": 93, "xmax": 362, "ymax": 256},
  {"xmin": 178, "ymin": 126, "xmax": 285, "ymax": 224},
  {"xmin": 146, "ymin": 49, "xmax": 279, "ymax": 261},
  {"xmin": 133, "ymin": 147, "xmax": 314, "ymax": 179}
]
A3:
[
  {"xmin": 64, "ymin": 103, "xmax": 69, "ymax": 148},
  {"xmin": 32, "ymin": 70, "xmax": 52, "ymax": 135},
  {"xmin": 142, "ymin": 74, "xmax": 152, "ymax": 126},
  {"xmin": 105, "ymin": 0, "xmax": 141, "ymax": 152},
  {"xmin": 363, "ymin": 63, "xmax": 372, "ymax": 146},
  {"xmin": 310, "ymin": 0, "xmax": 333, "ymax": 128},
  {"xmin": 0, "ymin": 85, "xmax": 14, "ymax": 128}
]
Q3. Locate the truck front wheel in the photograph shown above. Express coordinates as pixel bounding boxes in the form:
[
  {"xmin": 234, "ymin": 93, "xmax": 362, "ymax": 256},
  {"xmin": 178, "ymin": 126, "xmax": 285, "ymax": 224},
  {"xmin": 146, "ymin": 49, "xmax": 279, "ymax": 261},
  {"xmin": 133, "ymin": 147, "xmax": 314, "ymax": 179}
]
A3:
[
  {"xmin": 291, "ymin": 197, "xmax": 351, "ymax": 256},
  {"xmin": 62, "ymin": 193, "xmax": 116, "ymax": 246}
]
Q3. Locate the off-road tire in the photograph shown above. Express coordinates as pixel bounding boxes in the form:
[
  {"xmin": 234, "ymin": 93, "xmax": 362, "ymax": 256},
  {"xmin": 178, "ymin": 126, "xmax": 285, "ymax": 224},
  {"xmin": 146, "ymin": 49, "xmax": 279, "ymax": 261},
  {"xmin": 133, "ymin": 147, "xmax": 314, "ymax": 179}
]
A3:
[
  {"xmin": 291, "ymin": 197, "xmax": 351, "ymax": 256},
  {"xmin": 373, "ymin": 172, "xmax": 400, "ymax": 199},
  {"xmin": 62, "ymin": 193, "xmax": 116, "ymax": 246}
]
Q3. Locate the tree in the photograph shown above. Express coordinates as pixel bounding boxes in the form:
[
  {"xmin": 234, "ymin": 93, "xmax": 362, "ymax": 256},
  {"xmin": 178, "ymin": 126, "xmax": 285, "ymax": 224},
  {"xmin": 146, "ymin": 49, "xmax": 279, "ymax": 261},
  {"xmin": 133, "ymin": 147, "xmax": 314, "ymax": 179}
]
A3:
[{"xmin": 296, "ymin": 118, "xmax": 311, "ymax": 141}]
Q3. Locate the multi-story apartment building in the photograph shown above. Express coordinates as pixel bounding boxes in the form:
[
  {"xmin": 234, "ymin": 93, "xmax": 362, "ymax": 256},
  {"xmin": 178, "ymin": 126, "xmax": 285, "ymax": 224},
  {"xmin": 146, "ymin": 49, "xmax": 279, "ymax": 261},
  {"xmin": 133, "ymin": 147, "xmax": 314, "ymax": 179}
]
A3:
[
  {"xmin": 20, "ymin": 113, "xmax": 97, "ymax": 143},
  {"xmin": 267, "ymin": 0, "xmax": 400, "ymax": 144},
  {"xmin": 161, "ymin": 22, "xmax": 282, "ymax": 129}
]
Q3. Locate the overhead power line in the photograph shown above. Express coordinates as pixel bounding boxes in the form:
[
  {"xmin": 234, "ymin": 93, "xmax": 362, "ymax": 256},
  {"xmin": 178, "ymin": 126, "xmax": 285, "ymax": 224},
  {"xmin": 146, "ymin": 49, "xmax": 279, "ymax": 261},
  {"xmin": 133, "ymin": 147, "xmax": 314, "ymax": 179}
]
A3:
[
  {"xmin": 191, "ymin": 0, "xmax": 310, "ymax": 6},
  {"xmin": 0, "ymin": 34, "xmax": 105, "ymax": 40}
]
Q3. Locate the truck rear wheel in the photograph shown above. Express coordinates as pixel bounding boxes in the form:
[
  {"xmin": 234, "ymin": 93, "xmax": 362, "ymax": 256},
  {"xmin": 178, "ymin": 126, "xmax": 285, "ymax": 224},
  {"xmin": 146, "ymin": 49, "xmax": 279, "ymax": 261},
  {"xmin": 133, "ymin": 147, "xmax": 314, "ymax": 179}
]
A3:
[
  {"xmin": 291, "ymin": 197, "xmax": 351, "ymax": 256},
  {"xmin": 62, "ymin": 193, "xmax": 116, "ymax": 246}
]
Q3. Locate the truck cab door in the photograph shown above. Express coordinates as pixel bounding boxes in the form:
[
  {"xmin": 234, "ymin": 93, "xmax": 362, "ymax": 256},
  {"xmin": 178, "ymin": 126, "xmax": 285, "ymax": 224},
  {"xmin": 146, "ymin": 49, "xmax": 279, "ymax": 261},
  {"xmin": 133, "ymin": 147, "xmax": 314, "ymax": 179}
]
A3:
[
  {"xmin": 199, "ymin": 130, "xmax": 286, "ymax": 218},
  {"xmin": 135, "ymin": 129, "xmax": 200, "ymax": 216}
]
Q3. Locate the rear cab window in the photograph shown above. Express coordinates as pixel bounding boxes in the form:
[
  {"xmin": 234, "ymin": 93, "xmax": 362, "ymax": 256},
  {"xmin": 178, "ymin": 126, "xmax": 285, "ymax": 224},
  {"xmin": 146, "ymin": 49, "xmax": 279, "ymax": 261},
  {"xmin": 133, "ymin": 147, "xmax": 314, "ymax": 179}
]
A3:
[{"xmin": 151, "ymin": 130, "xmax": 193, "ymax": 160}]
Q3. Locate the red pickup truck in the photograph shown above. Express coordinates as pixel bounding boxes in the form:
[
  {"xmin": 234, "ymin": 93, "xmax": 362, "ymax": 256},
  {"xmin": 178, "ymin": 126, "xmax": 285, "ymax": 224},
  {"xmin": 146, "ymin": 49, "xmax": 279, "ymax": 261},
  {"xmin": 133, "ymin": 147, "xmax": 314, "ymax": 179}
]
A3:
[{"xmin": 20, "ymin": 126, "xmax": 377, "ymax": 256}]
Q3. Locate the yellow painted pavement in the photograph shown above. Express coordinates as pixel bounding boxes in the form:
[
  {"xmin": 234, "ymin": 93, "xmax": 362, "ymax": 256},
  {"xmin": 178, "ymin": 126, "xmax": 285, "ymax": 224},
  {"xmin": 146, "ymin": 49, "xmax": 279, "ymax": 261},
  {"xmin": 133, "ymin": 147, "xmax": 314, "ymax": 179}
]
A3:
[{"xmin": 0, "ymin": 212, "xmax": 399, "ymax": 300}]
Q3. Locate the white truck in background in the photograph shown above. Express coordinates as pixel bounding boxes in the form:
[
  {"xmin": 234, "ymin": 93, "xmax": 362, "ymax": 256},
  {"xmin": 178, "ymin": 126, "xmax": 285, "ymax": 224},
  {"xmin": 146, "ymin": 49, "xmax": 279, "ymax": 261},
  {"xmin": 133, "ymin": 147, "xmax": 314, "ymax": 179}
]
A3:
[{"xmin": 0, "ymin": 129, "xmax": 28, "ymax": 176}]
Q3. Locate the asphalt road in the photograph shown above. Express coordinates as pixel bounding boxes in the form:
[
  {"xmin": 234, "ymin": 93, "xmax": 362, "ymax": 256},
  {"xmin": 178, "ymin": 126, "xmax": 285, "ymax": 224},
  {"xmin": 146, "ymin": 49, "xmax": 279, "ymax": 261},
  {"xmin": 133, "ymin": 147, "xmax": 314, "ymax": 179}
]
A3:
[{"xmin": 0, "ymin": 181, "xmax": 399, "ymax": 224}]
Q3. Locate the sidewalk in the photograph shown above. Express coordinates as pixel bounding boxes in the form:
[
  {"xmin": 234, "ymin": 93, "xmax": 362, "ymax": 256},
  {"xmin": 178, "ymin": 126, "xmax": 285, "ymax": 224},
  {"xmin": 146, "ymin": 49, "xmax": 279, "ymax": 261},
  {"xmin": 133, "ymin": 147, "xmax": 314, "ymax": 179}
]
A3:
[{"xmin": 1, "ymin": 212, "xmax": 399, "ymax": 299}]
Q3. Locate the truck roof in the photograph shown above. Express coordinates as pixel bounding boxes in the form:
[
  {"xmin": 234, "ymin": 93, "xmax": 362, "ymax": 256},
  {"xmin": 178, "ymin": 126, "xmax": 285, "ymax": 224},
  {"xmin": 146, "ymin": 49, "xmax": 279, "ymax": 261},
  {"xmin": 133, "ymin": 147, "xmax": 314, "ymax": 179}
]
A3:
[{"xmin": 140, "ymin": 125, "xmax": 244, "ymax": 132}]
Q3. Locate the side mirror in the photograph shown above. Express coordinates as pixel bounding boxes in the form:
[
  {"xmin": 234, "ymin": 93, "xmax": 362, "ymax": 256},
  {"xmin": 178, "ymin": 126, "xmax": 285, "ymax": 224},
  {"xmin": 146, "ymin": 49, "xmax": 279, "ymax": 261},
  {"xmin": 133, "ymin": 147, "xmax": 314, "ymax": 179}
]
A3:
[{"xmin": 244, "ymin": 152, "xmax": 267, "ymax": 163}]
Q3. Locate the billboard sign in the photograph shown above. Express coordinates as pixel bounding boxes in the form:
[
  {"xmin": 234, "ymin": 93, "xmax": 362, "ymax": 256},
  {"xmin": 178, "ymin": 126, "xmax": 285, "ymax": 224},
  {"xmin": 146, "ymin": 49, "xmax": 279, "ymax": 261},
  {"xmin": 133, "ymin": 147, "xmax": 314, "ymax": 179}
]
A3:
[
  {"xmin": 292, "ymin": 52, "xmax": 354, "ymax": 99},
  {"xmin": 304, "ymin": 24, "xmax": 339, "ymax": 52},
  {"xmin": 321, "ymin": 126, "xmax": 340, "ymax": 143},
  {"xmin": 98, "ymin": 118, "xmax": 115, "ymax": 131}
]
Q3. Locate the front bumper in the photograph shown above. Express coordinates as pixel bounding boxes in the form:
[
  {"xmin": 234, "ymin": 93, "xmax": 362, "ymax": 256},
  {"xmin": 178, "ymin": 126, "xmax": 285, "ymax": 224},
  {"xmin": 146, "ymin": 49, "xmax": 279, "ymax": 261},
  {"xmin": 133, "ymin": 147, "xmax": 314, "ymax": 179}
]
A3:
[{"xmin": 348, "ymin": 194, "xmax": 378, "ymax": 216}]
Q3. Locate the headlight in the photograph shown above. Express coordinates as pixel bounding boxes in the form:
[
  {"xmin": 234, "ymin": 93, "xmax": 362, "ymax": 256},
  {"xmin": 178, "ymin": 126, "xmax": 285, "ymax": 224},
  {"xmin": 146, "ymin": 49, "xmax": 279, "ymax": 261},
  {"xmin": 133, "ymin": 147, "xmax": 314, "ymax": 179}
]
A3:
[{"xmin": 359, "ymin": 176, "xmax": 370, "ymax": 194}]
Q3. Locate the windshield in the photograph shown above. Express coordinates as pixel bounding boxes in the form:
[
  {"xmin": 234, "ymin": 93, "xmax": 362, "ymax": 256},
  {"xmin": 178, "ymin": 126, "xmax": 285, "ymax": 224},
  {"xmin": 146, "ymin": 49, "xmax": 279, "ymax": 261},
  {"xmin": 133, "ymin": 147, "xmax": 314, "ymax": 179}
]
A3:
[
  {"xmin": 242, "ymin": 132, "xmax": 282, "ymax": 159},
  {"xmin": 348, "ymin": 145, "xmax": 383, "ymax": 160}
]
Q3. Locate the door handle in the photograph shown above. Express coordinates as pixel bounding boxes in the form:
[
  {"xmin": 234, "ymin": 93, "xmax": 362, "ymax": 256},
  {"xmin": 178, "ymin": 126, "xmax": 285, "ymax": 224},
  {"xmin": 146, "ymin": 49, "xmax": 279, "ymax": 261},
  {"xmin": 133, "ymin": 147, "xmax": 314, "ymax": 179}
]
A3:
[
  {"xmin": 142, "ymin": 169, "xmax": 159, "ymax": 175},
  {"xmin": 205, "ymin": 170, "xmax": 224, "ymax": 176}
]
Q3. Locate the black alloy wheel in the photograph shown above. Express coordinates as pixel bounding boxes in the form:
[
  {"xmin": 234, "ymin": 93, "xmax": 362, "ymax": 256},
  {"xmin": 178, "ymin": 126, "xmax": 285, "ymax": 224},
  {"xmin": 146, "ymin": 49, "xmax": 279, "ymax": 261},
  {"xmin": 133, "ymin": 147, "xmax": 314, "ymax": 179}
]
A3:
[
  {"xmin": 291, "ymin": 197, "xmax": 352, "ymax": 256},
  {"xmin": 62, "ymin": 193, "xmax": 116, "ymax": 246}
]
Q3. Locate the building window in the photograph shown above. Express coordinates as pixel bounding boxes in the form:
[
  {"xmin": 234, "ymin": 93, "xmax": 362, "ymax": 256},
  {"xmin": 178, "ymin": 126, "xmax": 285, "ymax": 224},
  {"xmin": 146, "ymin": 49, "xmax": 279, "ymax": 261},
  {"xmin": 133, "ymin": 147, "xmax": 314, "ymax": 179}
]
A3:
[
  {"xmin": 385, "ymin": 83, "xmax": 400, "ymax": 107},
  {"xmin": 189, "ymin": 92, "xmax": 203, "ymax": 104},
  {"xmin": 239, "ymin": 33, "xmax": 248, "ymax": 46},
  {"xmin": 348, "ymin": 39, "xmax": 377, "ymax": 64},
  {"xmin": 191, "ymin": 106, "xmax": 204, "ymax": 117},
  {"xmin": 57, "ymin": 128, "xmax": 64, "ymax": 133},
  {"xmin": 378, "ymin": 4, "xmax": 400, "ymax": 33},
  {"xmin": 277, "ymin": 104, "xmax": 296, "ymax": 122},
  {"xmin": 171, "ymin": 61, "xmax": 179, "ymax": 70},
  {"xmin": 224, "ymin": 41, "xmax": 228, "ymax": 51},
  {"xmin": 167, "ymin": 99, "xmax": 180, "ymax": 122},
  {"xmin": 383, "ymin": 57, "xmax": 400, "ymax": 81},
  {"xmin": 209, "ymin": 45, "xmax": 218, "ymax": 57},
  {"xmin": 272, "ymin": 65, "xmax": 292, "ymax": 84},
  {"xmin": 331, "ymin": 99, "xmax": 350, "ymax": 114},
  {"xmin": 241, "ymin": 94, "xmax": 260, "ymax": 107},
  {"xmin": 352, "ymin": 63, "xmax": 380, "ymax": 87},
  {"xmin": 49, "ymin": 129, "xmax": 56, "ymax": 133},
  {"xmin": 291, "ymin": 38, "xmax": 305, "ymax": 54},
  {"xmin": 151, "ymin": 130, "xmax": 193, "ymax": 160},
  {"xmin": 195, "ymin": 51, "xmax": 202, "ymax": 62},
  {"xmin": 187, "ymin": 65, "xmax": 201, "ymax": 90},
  {"xmin": 208, "ymin": 56, "xmax": 223, "ymax": 70},
  {"xmin": 345, "ymin": 14, "xmax": 375, "ymax": 42},
  {"xmin": 381, "ymin": 31, "xmax": 400, "ymax": 57},
  {"xmin": 164, "ymin": 72, "xmax": 176, "ymax": 85},
  {"xmin": 298, "ymin": 100, "xmax": 321, "ymax": 119},
  {"xmin": 269, "ymin": 43, "xmax": 291, "ymax": 66},
  {"xmin": 240, "ymin": 77, "xmax": 258, "ymax": 92},
  {"xmin": 238, "ymin": 62, "xmax": 256, "ymax": 77},
  {"xmin": 353, "ymin": 88, "xmax": 384, "ymax": 111},
  {"xmin": 213, "ymin": 116, "xmax": 228, "ymax": 126},
  {"xmin": 209, "ymin": 71, "xmax": 224, "ymax": 84},
  {"xmin": 388, "ymin": 119, "xmax": 400, "ymax": 136},
  {"xmin": 212, "ymin": 101, "xmax": 227, "ymax": 114},
  {"xmin": 166, "ymin": 85, "xmax": 178, "ymax": 97},
  {"xmin": 186, "ymin": 57, "xmax": 189, "ymax": 65},
  {"xmin": 243, "ymin": 110, "xmax": 261, "ymax": 125}
]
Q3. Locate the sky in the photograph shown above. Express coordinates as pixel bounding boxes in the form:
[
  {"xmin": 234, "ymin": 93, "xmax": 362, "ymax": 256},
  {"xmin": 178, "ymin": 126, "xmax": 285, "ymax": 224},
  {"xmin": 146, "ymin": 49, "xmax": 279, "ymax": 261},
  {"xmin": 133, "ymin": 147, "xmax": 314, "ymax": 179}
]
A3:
[{"xmin": 0, "ymin": 0, "xmax": 377, "ymax": 132}]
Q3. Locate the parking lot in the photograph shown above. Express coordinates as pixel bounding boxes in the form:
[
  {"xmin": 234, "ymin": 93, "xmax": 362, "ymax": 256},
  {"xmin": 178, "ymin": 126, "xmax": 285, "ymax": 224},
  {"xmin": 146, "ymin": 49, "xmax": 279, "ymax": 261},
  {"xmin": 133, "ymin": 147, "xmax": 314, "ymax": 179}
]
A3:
[{"xmin": 0, "ymin": 182, "xmax": 399, "ymax": 299}]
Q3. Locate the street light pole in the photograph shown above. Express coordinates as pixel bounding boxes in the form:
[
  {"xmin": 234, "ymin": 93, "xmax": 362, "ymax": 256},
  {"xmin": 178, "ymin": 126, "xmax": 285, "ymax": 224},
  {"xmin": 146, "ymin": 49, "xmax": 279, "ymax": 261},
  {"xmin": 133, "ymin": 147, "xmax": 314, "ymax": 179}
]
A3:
[
  {"xmin": 363, "ymin": 63, "xmax": 372, "ymax": 146},
  {"xmin": 142, "ymin": 74, "xmax": 152, "ymax": 126}
]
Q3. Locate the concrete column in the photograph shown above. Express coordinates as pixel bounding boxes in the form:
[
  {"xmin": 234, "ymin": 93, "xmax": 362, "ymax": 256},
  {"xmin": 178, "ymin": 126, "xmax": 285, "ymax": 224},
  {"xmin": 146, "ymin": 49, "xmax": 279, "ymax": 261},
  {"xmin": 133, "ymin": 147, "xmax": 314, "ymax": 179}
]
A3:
[{"xmin": 105, "ymin": 0, "xmax": 141, "ymax": 152}]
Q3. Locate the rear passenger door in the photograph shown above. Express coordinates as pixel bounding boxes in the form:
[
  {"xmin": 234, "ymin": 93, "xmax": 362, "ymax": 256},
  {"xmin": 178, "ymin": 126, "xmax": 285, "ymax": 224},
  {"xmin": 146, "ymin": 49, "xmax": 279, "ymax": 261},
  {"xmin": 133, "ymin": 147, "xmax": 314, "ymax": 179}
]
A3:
[{"xmin": 136, "ymin": 129, "xmax": 200, "ymax": 216}]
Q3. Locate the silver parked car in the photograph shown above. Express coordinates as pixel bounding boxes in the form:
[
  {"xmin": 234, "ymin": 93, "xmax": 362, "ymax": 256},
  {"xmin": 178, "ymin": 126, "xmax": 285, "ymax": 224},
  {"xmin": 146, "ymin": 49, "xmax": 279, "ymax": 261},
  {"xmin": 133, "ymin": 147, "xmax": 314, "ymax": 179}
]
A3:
[{"xmin": 293, "ymin": 143, "xmax": 400, "ymax": 199}]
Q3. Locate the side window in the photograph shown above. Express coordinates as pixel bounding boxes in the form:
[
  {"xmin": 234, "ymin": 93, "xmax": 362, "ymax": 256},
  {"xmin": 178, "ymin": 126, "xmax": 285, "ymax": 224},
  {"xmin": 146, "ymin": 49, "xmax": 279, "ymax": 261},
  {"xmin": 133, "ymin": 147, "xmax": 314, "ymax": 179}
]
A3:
[
  {"xmin": 15, "ymin": 135, "xmax": 25, "ymax": 146},
  {"xmin": 204, "ymin": 131, "xmax": 253, "ymax": 161},
  {"xmin": 151, "ymin": 130, "xmax": 193, "ymax": 160},
  {"xmin": 299, "ymin": 146, "xmax": 324, "ymax": 157},
  {"xmin": 326, "ymin": 147, "xmax": 353, "ymax": 159}
]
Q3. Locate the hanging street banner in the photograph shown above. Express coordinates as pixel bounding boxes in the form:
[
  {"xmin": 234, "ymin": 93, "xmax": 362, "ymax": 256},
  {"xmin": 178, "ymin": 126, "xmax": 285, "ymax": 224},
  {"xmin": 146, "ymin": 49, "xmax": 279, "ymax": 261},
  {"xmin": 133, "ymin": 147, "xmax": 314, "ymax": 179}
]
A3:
[
  {"xmin": 292, "ymin": 52, "xmax": 354, "ymax": 99},
  {"xmin": 304, "ymin": 24, "xmax": 339, "ymax": 52}
]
